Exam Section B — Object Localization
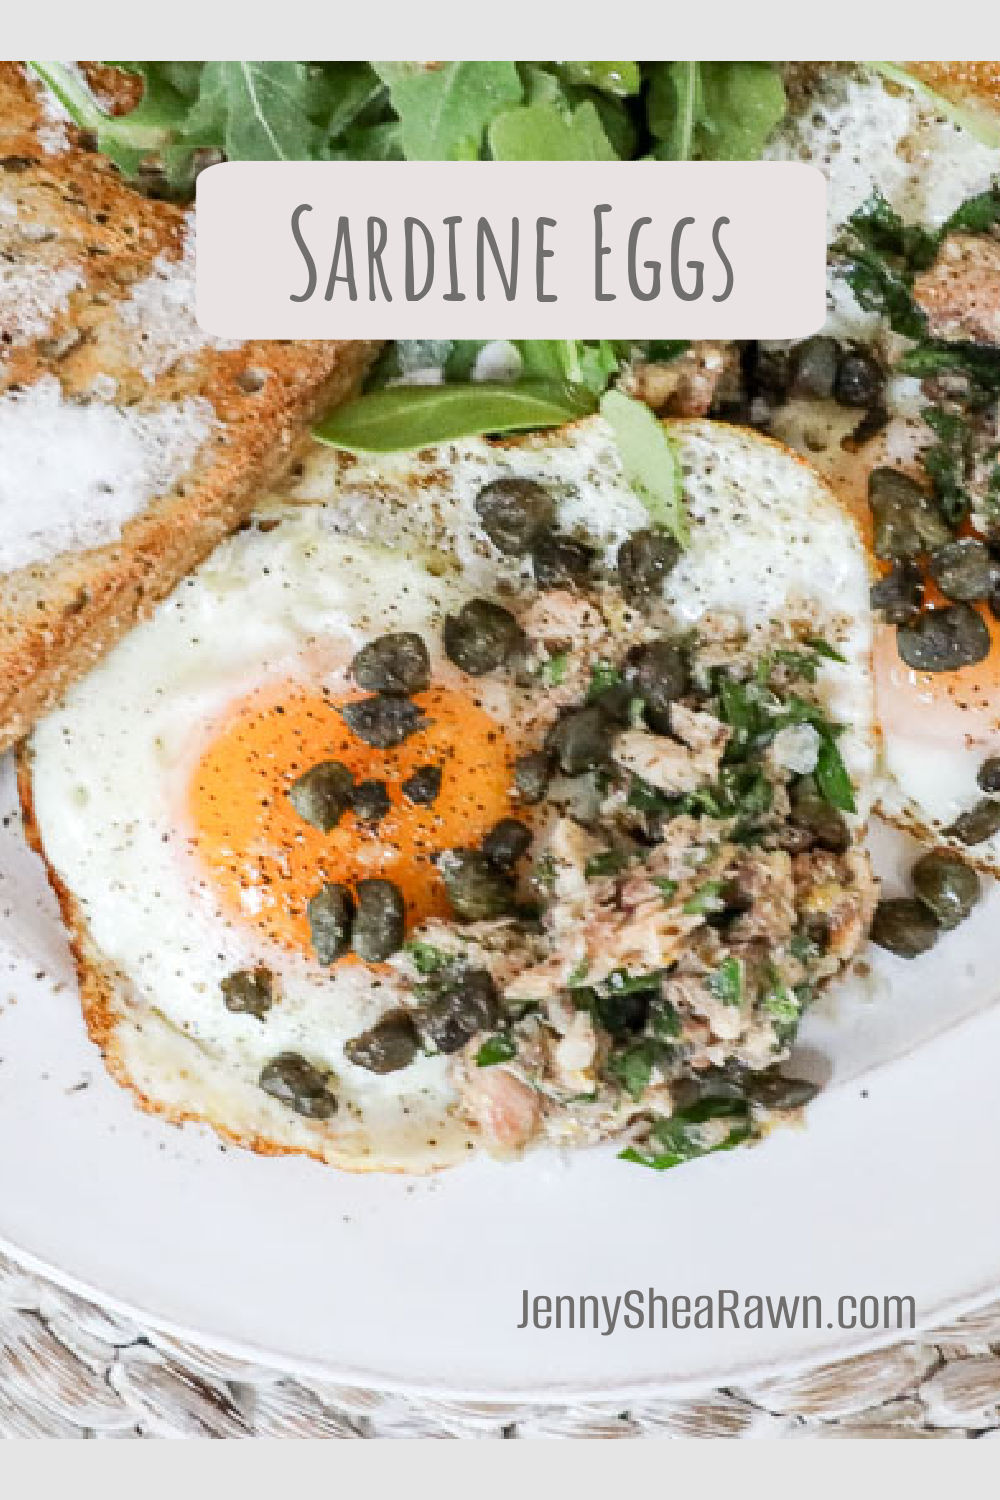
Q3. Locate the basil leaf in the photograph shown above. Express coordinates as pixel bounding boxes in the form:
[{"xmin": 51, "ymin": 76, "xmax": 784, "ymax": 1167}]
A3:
[
  {"xmin": 600, "ymin": 389, "xmax": 689, "ymax": 544},
  {"xmin": 314, "ymin": 380, "xmax": 597, "ymax": 454}
]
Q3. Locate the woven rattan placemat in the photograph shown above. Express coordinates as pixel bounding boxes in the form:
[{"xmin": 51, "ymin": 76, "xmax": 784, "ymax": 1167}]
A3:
[{"xmin": 2, "ymin": 1251, "xmax": 999, "ymax": 1437}]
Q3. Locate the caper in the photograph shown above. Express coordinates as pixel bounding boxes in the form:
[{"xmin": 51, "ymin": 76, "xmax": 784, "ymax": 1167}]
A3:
[
  {"xmin": 221, "ymin": 966, "xmax": 274, "ymax": 1020},
  {"xmin": 622, "ymin": 640, "xmax": 688, "ymax": 733},
  {"xmin": 350, "ymin": 632, "xmax": 430, "ymax": 695},
  {"xmin": 438, "ymin": 849, "xmax": 517, "ymax": 920},
  {"xmin": 259, "ymin": 1053, "xmax": 338, "ymax": 1119},
  {"xmin": 789, "ymin": 335, "xmax": 839, "ymax": 400},
  {"xmin": 945, "ymin": 797, "xmax": 1000, "ymax": 846},
  {"xmin": 617, "ymin": 528, "xmax": 680, "ymax": 607},
  {"xmin": 350, "ymin": 778, "xmax": 391, "ymax": 824},
  {"xmin": 870, "ymin": 561, "xmax": 924, "ymax": 627},
  {"xmin": 546, "ymin": 705, "xmax": 612, "ymax": 775},
  {"xmin": 339, "ymin": 695, "xmax": 427, "ymax": 748},
  {"xmin": 531, "ymin": 532, "xmax": 595, "ymax": 589},
  {"xmin": 307, "ymin": 883, "xmax": 354, "ymax": 964},
  {"xmin": 752, "ymin": 345, "xmax": 792, "ymax": 403},
  {"xmin": 868, "ymin": 467, "xmax": 950, "ymax": 561},
  {"xmin": 870, "ymin": 898, "xmax": 939, "ymax": 958},
  {"xmin": 928, "ymin": 539, "xmax": 991, "ymax": 603},
  {"xmin": 474, "ymin": 477, "xmax": 556, "ymax": 555},
  {"xmin": 896, "ymin": 604, "xmax": 990, "ymax": 673},
  {"xmin": 589, "ymin": 680, "xmax": 635, "ymax": 725},
  {"xmin": 513, "ymin": 749, "xmax": 553, "ymax": 803},
  {"xmin": 911, "ymin": 850, "xmax": 981, "ymax": 930},
  {"xmin": 790, "ymin": 775, "xmax": 850, "ymax": 853},
  {"xmin": 352, "ymin": 879, "xmax": 405, "ymax": 961},
  {"xmin": 417, "ymin": 969, "xmax": 502, "ymax": 1054},
  {"xmin": 345, "ymin": 1009, "xmax": 420, "ymax": 1074},
  {"xmin": 740, "ymin": 1069, "xmax": 820, "ymax": 1110},
  {"xmin": 834, "ymin": 347, "xmax": 884, "ymax": 408},
  {"xmin": 443, "ymin": 598, "xmax": 526, "ymax": 676},
  {"xmin": 402, "ymin": 763, "xmax": 442, "ymax": 805},
  {"xmin": 287, "ymin": 760, "xmax": 354, "ymax": 831},
  {"xmin": 482, "ymin": 817, "xmax": 532, "ymax": 870},
  {"xmin": 977, "ymin": 757, "xmax": 1000, "ymax": 794}
]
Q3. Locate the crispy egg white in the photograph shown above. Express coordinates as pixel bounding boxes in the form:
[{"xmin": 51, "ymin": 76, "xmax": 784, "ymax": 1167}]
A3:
[
  {"xmin": 768, "ymin": 65, "xmax": 1000, "ymax": 869},
  {"xmin": 28, "ymin": 417, "xmax": 874, "ymax": 1170}
]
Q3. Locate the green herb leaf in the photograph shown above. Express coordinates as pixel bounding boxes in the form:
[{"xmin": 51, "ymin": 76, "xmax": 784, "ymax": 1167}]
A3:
[
  {"xmin": 476, "ymin": 1032, "xmax": 518, "ymax": 1067},
  {"xmin": 620, "ymin": 1097, "xmax": 752, "ymax": 1171},
  {"xmin": 647, "ymin": 61, "xmax": 785, "ymax": 161},
  {"xmin": 682, "ymin": 880, "xmax": 725, "ymax": 915},
  {"xmin": 184, "ymin": 61, "xmax": 319, "ymax": 161},
  {"xmin": 541, "ymin": 651, "xmax": 570, "ymax": 686},
  {"xmin": 557, "ymin": 62, "xmax": 642, "ymax": 98},
  {"xmin": 707, "ymin": 955, "xmax": 744, "ymax": 1007},
  {"xmin": 814, "ymin": 735, "xmax": 857, "ymax": 815},
  {"xmin": 405, "ymin": 941, "xmax": 451, "ymax": 975},
  {"xmin": 374, "ymin": 61, "xmax": 522, "ymax": 160},
  {"xmin": 600, "ymin": 390, "xmax": 688, "ymax": 544},
  {"xmin": 314, "ymin": 380, "xmax": 597, "ymax": 454},
  {"xmin": 652, "ymin": 877, "xmax": 679, "ymax": 902},
  {"xmin": 489, "ymin": 101, "xmax": 617, "ymax": 161},
  {"xmin": 587, "ymin": 661, "xmax": 623, "ymax": 701},
  {"xmin": 584, "ymin": 850, "xmax": 628, "ymax": 880},
  {"xmin": 804, "ymin": 636, "xmax": 848, "ymax": 664}
]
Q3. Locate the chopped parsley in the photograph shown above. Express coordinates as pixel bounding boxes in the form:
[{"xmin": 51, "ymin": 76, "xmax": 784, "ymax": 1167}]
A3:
[
  {"xmin": 476, "ymin": 1033, "xmax": 518, "ymax": 1067},
  {"xmin": 707, "ymin": 955, "xmax": 744, "ymax": 1007},
  {"xmin": 620, "ymin": 1097, "xmax": 752, "ymax": 1171}
]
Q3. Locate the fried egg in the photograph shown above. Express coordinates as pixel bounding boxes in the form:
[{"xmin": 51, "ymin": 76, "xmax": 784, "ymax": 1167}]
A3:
[
  {"xmin": 25, "ymin": 417, "xmax": 874, "ymax": 1169},
  {"xmin": 767, "ymin": 64, "xmax": 1000, "ymax": 867}
]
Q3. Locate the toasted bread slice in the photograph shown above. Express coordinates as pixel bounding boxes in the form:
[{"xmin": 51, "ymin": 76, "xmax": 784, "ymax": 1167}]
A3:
[{"xmin": 0, "ymin": 63, "xmax": 378, "ymax": 750}]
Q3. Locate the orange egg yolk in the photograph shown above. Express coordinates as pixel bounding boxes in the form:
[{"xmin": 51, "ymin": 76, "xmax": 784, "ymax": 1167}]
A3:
[
  {"xmin": 188, "ymin": 684, "xmax": 514, "ymax": 955},
  {"xmin": 873, "ymin": 607, "xmax": 1000, "ymax": 746}
]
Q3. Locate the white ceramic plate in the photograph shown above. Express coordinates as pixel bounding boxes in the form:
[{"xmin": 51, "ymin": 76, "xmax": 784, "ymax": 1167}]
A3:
[{"xmin": 0, "ymin": 750, "xmax": 997, "ymax": 1399}]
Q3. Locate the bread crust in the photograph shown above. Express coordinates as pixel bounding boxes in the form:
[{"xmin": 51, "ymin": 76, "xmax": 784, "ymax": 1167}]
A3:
[{"xmin": 0, "ymin": 63, "xmax": 379, "ymax": 750}]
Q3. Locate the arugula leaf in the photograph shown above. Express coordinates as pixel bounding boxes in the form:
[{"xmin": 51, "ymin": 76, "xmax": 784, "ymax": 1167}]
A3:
[
  {"xmin": 557, "ymin": 62, "xmax": 642, "ymax": 98},
  {"xmin": 184, "ymin": 61, "xmax": 319, "ymax": 161},
  {"xmin": 476, "ymin": 1033, "xmax": 518, "ymax": 1067},
  {"xmin": 374, "ymin": 61, "xmax": 522, "ymax": 160},
  {"xmin": 804, "ymin": 637, "xmax": 848, "ymax": 664},
  {"xmin": 620, "ymin": 1098, "xmax": 752, "ymax": 1171},
  {"xmin": 314, "ymin": 380, "xmax": 597, "ymax": 454},
  {"xmin": 871, "ymin": 64, "xmax": 1000, "ymax": 150},
  {"xmin": 648, "ymin": 62, "xmax": 785, "ymax": 161},
  {"xmin": 600, "ymin": 389, "xmax": 688, "ymax": 544},
  {"xmin": 489, "ymin": 101, "xmax": 617, "ymax": 162},
  {"xmin": 692, "ymin": 63, "xmax": 787, "ymax": 161},
  {"xmin": 31, "ymin": 61, "xmax": 190, "ymax": 185}
]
